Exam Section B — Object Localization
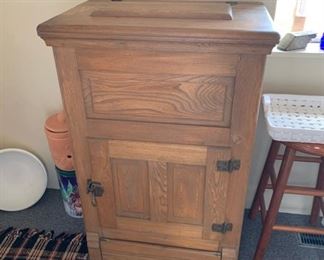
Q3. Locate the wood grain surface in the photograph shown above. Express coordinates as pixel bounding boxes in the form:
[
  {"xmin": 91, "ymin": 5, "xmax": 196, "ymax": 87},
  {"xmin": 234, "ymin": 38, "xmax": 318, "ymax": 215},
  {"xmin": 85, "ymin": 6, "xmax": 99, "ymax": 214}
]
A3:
[
  {"xmin": 81, "ymin": 71, "xmax": 234, "ymax": 126},
  {"xmin": 86, "ymin": 118, "xmax": 231, "ymax": 147},
  {"xmin": 86, "ymin": 139, "xmax": 233, "ymax": 252},
  {"xmin": 168, "ymin": 164, "xmax": 205, "ymax": 225},
  {"xmin": 52, "ymin": 48, "xmax": 102, "ymax": 259},
  {"xmin": 112, "ymin": 158, "xmax": 150, "ymax": 219},
  {"xmin": 148, "ymin": 161, "xmax": 168, "ymax": 222},
  {"xmin": 101, "ymin": 239, "xmax": 221, "ymax": 260},
  {"xmin": 39, "ymin": 2, "xmax": 279, "ymax": 258},
  {"xmin": 77, "ymin": 50, "xmax": 239, "ymax": 76},
  {"xmin": 203, "ymin": 147, "xmax": 231, "ymax": 241},
  {"xmin": 37, "ymin": 1, "xmax": 280, "ymax": 46},
  {"xmin": 91, "ymin": 2, "xmax": 233, "ymax": 20}
]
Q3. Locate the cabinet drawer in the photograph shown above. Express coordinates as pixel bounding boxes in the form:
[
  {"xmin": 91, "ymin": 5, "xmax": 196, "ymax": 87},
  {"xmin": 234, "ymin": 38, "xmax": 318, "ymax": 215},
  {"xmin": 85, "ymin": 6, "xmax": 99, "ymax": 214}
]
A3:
[
  {"xmin": 101, "ymin": 239, "xmax": 221, "ymax": 260},
  {"xmin": 78, "ymin": 49, "xmax": 238, "ymax": 127}
]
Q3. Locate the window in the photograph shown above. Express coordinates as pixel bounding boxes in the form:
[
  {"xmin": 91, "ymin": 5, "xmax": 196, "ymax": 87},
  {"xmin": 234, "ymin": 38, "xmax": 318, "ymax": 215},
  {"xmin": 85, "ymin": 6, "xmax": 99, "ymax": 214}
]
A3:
[{"xmin": 274, "ymin": 0, "xmax": 324, "ymax": 41}]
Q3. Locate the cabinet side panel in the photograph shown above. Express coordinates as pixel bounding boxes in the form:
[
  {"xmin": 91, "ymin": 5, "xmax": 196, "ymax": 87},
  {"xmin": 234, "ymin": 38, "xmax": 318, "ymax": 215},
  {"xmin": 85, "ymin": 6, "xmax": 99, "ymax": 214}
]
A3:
[
  {"xmin": 223, "ymin": 55, "xmax": 267, "ymax": 251},
  {"xmin": 52, "ymin": 47, "xmax": 101, "ymax": 259}
]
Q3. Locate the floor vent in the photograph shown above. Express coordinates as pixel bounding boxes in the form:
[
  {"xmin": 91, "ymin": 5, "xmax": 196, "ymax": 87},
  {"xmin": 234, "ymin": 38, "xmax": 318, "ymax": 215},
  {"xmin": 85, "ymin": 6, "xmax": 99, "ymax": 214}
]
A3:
[{"xmin": 298, "ymin": 233, "xmax": 324, "ymax": 249}]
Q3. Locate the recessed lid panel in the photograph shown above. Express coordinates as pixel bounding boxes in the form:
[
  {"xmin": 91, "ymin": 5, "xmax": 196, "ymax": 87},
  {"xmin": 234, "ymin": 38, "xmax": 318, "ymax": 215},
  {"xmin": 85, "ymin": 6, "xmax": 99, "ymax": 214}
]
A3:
[{"xmin": 91, "ymin": 2, "xmax": 233, "ymax": 20}]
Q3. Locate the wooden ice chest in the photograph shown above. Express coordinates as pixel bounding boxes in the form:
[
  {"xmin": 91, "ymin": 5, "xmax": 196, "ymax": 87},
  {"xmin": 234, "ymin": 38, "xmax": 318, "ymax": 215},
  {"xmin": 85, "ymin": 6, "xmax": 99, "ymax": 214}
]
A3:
[{"xmin": 38, "ymin": 1, "xmax": 279, "ymax": 259}]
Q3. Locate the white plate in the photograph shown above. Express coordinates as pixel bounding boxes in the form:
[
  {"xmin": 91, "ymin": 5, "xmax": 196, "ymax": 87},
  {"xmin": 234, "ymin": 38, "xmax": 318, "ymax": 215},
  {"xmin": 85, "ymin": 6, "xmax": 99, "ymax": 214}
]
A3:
[{"xmin": 0, "ymin": 148, "xmax": 47, "ymax": 211}]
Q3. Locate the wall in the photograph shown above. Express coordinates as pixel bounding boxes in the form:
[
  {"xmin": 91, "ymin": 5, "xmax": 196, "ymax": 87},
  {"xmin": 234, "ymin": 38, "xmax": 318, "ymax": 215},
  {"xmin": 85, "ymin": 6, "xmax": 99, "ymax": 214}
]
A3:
[
  {"xmin": 1, "ymin": 0, "xmax": 324, "ymax": 215},
  {"xmin": 0, "ymin": 0, "xmax": 276, "ymax": 189},
  {"xmin": 0, "ymin": 0, "xmax": 4, "ymax": 148},
  {"xmin": 0, "ymin": 0, "xmax": 83, "ymax": 188},
  {"xmin": 247, "ymin": 54, "xmax": 324, "ymax": 214}
]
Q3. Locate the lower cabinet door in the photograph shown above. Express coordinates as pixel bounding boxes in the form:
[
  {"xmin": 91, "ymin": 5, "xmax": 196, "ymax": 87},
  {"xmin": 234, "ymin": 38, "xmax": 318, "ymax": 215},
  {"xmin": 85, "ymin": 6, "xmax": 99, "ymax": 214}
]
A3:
[{"xmin": 88, "ymin": 139, "xmax": 232, "ymax": 252}]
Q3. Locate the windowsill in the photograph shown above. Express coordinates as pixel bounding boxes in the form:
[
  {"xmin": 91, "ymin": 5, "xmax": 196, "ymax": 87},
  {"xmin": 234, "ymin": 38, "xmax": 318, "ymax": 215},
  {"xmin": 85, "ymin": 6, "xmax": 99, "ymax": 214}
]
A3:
[{"xmin": 270, "ymin": 43, "xmax": 324, "ymax": 59}]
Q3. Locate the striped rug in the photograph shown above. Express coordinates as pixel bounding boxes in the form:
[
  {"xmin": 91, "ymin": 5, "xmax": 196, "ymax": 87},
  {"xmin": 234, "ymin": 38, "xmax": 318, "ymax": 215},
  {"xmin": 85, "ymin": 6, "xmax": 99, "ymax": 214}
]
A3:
[{"xmin": 0, "ymin": 227, "xmax": 88, "ymax": 259}]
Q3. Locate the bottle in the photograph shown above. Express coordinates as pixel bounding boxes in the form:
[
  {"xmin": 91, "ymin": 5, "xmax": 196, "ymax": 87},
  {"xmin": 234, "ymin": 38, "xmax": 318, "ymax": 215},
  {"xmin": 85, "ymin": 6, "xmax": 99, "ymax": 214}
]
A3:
[{"xmin": 320, "ymin": 33, "xmax": 324, "ymax": 50}]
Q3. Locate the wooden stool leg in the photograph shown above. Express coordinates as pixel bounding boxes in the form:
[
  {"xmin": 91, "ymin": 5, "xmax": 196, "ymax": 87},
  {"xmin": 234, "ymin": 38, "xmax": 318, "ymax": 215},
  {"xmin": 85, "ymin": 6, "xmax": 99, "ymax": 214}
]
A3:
[
  {"xmin": 249, "ymin": 141, "xmax": 281, "ymax": 220},
  {"xmin": 310, "ymin": 159, "xmax": 324, "ymax": 225},
  {"xmin": 254, "ymin": 146, "xmax": 296, "ymax": 260}
]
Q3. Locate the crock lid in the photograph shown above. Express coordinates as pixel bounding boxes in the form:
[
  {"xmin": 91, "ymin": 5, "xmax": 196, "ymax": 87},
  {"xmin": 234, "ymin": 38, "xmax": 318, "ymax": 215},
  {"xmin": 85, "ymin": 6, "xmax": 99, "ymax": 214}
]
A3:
[{"xmin": 45, "ymin": 111, "xmax": 69, "ymax": 133}]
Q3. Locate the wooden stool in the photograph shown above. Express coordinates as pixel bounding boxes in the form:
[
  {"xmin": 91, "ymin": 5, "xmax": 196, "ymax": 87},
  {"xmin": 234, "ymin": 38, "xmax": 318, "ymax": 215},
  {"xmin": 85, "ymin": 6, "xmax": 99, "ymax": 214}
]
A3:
[
  {"xmin": 250, "ymin": 94, "xmax": 324, "ymax": 259},
  {"xmin": 249, "ymin": 141, "xmax": 324, "ymax": 259}
]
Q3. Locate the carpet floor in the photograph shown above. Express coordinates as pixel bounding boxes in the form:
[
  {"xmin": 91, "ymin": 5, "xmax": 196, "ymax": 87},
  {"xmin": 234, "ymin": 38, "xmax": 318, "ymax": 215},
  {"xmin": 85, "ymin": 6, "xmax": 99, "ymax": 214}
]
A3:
[
  {"xmin": 240, "ymin": 211, "xmax": 324, "ymax": 259},
  {"xmin": 1, "ymin": 189, "xmax": 324, "ymax": 259},
  {"xmin": 0, "ymin": 189, "xmax": 84, "ymax": 234}
]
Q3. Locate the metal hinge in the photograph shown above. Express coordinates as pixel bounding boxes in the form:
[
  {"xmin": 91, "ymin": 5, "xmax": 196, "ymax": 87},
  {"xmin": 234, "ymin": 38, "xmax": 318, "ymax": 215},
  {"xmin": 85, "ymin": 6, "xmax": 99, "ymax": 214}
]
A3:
[
  {"xmin": 87, "ymin": 179, "xmax": 104, "ymax": 206},
  {"xmin": 212, "ymin": 222, "xmax": 233, "ymax": 234},
  {"xmin": 216, "ymin": 159, "xmax": 240, "ymax": 173}
]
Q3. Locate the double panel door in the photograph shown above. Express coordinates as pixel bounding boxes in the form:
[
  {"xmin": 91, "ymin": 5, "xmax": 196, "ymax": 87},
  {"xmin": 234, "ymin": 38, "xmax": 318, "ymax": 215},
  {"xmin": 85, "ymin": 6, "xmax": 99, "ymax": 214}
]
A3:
[{"xmin": 88, "ymin": 138, "xmax": 232, "ymax": 252}]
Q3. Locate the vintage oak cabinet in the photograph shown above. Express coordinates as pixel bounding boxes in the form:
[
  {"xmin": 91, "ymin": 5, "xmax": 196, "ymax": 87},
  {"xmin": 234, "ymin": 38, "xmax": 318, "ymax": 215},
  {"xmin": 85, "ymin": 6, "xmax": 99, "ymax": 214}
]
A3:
[{"xmin": 38, "ymin": 1, "xmax": 279, "ymax": 259}]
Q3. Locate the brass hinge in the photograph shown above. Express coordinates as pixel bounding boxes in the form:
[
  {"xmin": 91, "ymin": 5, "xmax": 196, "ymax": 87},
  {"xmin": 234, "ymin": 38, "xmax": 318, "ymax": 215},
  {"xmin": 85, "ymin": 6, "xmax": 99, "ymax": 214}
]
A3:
[
  {"xmin": 212, "ymin": 222, "xmax": 233, "ymax": 234},
  {"xmin": 87, "ymin": 179, "xmax": 104, "ymax": 206},
  {"xmin": 216, "ymin": 159, "xmax": 240, "ymax": 173}
]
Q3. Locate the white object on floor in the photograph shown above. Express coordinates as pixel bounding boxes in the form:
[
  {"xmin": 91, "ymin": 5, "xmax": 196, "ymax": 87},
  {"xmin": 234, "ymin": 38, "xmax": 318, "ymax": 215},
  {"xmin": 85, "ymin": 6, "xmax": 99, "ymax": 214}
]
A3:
[
  {"xmin": 0, "ymin": 148, "xmax": 47, "ymax": 211},
  {"xmin": 263, "ymin": 94, "xmax": 324, "ymax": 143}
]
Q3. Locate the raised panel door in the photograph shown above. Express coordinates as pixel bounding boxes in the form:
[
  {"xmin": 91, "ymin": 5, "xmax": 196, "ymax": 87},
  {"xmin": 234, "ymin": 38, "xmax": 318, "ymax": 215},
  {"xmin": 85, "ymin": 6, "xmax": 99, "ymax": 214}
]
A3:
[{"xmin": 88, "ymin": 139, "xmax": 232, "ymax": 251}]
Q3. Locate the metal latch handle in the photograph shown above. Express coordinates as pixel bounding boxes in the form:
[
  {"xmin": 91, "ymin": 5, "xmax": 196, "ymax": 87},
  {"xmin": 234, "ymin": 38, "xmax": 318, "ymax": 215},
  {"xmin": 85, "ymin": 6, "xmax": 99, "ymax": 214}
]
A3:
[
  {"xmin": 212, "ymin": 222, "xmax": 233, "ymax": 233},
  {"xmin": 217, "ymin": 159, "xmax": 241, "ymax": 173},
  {"xmin": 87, "ymin": 179, "xmax": 104, "ymax": 206}
]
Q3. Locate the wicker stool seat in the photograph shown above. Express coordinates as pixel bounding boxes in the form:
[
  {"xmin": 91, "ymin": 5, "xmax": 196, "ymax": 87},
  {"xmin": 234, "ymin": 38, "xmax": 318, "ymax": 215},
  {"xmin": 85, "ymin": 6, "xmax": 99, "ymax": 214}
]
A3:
[
  {"xmin": 263, "ymin": 94, "xmax": 324, "ymax": 143},
  {"xmin": 250, "ymin": 94, "xmax": 324, "ymax": 260}
]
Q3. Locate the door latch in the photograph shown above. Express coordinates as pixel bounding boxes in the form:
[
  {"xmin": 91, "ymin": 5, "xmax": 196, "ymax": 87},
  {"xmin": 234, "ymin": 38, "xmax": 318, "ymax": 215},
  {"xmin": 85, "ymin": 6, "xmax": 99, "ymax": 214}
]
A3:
[
  {"xmin": 216, "ymin": 159, "xmax": 241, "ymax": 173},
  {"xmin": 212, "ymin": 222, "xmax": 233, "ymax": 233},
  {"xmin": 87, "ymin": 179, "xmax": 104, "ymax": 206}
]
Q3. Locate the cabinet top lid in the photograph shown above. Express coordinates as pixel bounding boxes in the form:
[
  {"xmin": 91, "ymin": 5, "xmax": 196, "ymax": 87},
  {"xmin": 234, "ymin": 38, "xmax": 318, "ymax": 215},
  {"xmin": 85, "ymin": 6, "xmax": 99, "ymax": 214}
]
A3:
[{"xmin": 37, "ymin": 1, "xmax": 279, "ymax": 45}]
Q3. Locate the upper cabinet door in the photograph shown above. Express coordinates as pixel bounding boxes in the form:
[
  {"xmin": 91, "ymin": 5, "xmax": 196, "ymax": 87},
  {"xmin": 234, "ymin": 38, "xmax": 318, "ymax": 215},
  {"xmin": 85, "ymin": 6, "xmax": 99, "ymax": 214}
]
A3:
[
  {"xmin": 79, "ymin": 49, "xmax": 238, "ymax": 128},
  {"xmin": 88, "ymin": 139, "xmax": 233, "ymax": 251}
]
